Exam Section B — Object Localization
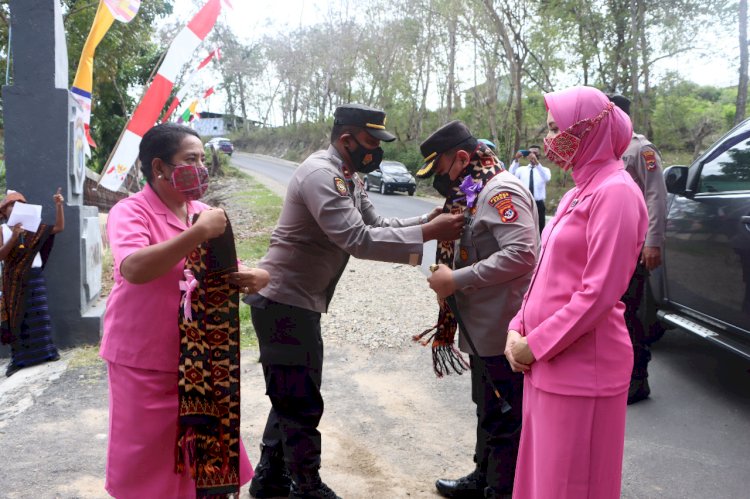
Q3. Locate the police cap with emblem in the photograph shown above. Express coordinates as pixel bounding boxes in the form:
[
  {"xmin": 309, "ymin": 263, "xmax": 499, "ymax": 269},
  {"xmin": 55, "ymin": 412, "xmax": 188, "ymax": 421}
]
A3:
[
  {"xmin": 607, "ymin": 94, "xmax": 631, "ymax": 116},
  {"xmin": 416, "ymin": 120, "xmax": 475, "ymax": 178},
  {"xmin": 333, "ymin": 103, "xmax": 396, "ymax": 142}
]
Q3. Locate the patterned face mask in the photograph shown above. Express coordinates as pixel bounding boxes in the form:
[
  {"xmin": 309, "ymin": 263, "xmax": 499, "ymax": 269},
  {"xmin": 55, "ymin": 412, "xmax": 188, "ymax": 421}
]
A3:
[
  {"xmin": 543, "ymin": 102, "xmax": 614, "ymax": 171},
  {"xmin": 170, "ymin": 164, "xmax": 210, "ymax": 200}
]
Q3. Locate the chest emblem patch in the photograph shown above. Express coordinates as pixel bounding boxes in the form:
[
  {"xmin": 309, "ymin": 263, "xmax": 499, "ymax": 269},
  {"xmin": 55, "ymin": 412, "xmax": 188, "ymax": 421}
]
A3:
[{"xmin": 334, "ymin": 177, "xmax": 348, "ymax": 196}]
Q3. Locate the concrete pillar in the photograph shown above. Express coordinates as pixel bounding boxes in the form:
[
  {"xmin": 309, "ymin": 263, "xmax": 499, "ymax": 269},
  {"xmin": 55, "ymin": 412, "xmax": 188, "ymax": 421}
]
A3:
[{"xmin": 2, "ymin": 0, "xmax": 104, "ymax": 350}]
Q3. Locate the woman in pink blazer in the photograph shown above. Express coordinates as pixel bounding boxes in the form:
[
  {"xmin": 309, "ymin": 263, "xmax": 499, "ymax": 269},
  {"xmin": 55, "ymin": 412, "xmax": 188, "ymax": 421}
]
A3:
[
  {"xmin": 505, "ymin": 86, "xmax": 648, "ymax": 499},
  {"xmin": 101, "ymin": 123, "xmax": 268, "ymax": 498}
]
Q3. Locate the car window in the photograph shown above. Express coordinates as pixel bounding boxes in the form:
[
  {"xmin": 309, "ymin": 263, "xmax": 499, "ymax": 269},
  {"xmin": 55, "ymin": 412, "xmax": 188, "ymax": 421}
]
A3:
[
  {"xmin": 698, "ymin": 138, "xmax": 750, "ymax": 193},
  {"xmin": 381, "ymin": 164, "xmax": 408, "ymax": 174}
]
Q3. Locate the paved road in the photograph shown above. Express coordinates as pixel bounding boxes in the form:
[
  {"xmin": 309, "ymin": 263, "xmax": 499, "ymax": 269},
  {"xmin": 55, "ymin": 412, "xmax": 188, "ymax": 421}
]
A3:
[
  {"xmin": 232, "ymin": 152, "xmax": 439, "ymax": 274},
  {"xmin": 232, "ymin": 152, "xmax": 750, "ymax": 498}
]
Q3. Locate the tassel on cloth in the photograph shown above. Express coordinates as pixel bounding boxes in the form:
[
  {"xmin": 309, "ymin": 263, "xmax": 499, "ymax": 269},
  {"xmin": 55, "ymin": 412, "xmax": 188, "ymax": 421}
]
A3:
[{"xmin": 413, "ymin": 324, "xmax": 470, "ymax": 377}]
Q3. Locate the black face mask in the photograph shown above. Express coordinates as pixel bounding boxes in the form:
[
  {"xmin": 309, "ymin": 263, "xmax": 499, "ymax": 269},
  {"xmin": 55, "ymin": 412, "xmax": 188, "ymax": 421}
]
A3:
[
  {"xmin": 432, "ymin": 158, "xmax": 462, "ymax": 198},
  {"xmin": 347, "ymin": 136, "xmax": 384, "ymax": 174}
]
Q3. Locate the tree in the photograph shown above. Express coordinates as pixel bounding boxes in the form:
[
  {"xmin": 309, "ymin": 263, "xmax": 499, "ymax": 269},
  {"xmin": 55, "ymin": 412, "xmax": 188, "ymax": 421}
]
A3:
[{"xmin": 652, "ymin": 75, "xmax": 724, "ymax": 158}]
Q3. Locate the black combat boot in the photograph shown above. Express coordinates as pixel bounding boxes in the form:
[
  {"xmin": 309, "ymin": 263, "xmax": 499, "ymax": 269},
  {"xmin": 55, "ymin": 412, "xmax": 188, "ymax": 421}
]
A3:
[
  {"xmin": 248, "ymin": 443, "xmax": 292, "ymax": 498},
  {"xmin": 435, "ymin": 468, "xmax": 487, "ymax": 498},
  {"xmin": 288, "ymin": 472, "xmax": 341, "ymax": 499},
  {"xmin": 627, "ymin": 377, "xmax": 650, "ymax": 405}
]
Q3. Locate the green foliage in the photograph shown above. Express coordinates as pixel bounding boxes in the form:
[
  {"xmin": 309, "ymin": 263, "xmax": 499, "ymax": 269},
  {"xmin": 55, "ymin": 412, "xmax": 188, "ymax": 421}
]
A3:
[
  {"xmin": 651, "ymin": 74, "xmax": 728, "ymax": 156},
  {"xmin": 61, "ymin": 0, "xmax": 173, "ymax": 172},
  {"xmin": 233, "ymin": 122, "xmax": 330, "ymax": 162},
  {"xmin": 0, "ymin": 1, "xmax": 175, "ymax": 173}
]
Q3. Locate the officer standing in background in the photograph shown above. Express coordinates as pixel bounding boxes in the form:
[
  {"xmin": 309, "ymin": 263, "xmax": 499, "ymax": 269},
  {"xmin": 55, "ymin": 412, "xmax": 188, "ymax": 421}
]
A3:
[
  {"xmin": 246, "ymin": 104, "xmax": 464, "ymax": 499},
  {"xmin": 417, "ymin": 121, "xmax": 539, "ymax": 498},
  {"xmin": 608, "ymin": 94, "xmax": 668, "ymax": 405},
  {"xmin": 508, "ymin": 146, "xmax": 551, "ymax": 233}
]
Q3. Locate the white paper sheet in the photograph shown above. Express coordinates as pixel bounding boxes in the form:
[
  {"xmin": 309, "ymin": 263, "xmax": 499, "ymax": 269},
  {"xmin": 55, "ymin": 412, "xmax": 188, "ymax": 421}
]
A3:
[{"xmin": 7, "ymin": 202, "xmax": 42, "ymax": 233}]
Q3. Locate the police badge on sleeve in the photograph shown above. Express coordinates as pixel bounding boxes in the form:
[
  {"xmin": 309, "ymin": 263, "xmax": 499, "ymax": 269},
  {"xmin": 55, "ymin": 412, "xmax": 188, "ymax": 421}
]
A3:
[
  {"xmin": 334, "ymin": 177, "xmax": 348, "ymax": 196},
  {"xmin": 488, "ymin": 191, "xmax": 519, "ymax": 223}
]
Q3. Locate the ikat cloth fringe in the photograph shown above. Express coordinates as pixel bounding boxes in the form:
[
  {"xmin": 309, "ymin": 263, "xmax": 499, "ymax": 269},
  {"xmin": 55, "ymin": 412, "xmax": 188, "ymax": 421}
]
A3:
[{"xmin": 176, "ymin": 212, "xmax": 242, "ymax": 498}]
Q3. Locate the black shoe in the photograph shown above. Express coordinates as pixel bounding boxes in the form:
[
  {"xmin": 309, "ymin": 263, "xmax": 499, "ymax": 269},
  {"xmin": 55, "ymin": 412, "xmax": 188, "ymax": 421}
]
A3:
[
  {"xmin": 248, "ymin": 444, "xmax": 292, "ymax": 498},
  {"xmin": 627, "ymin": 378, "xmax": 650, "ymax": 405},
  {"xmin": 435, "ymin": 469, "xmax": 487, "ymax": 498},
  {"xmin": 5, "ymin": 362, "xmax": 21, "ymax": 377},
  {"xmin": 288, "ymin": 477, "xmax": 341, "ymax": 499}
]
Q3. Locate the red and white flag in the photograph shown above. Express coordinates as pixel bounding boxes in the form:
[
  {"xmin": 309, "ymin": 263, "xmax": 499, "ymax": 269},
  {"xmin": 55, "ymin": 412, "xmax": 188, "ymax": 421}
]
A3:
[
  {"xmin": 99, "ymin": 0, "xmax": 224, "ymax": 191},
  {"xmin": 161, "ymin": 48, "xmax": 220, "ymax": 123}
]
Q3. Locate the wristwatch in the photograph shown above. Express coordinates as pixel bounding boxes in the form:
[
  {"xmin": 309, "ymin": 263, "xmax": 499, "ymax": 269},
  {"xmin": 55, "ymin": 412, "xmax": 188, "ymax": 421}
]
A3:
[{"xmin": 419, "ymin": 213, "xmax": 430, "ymax": 224}]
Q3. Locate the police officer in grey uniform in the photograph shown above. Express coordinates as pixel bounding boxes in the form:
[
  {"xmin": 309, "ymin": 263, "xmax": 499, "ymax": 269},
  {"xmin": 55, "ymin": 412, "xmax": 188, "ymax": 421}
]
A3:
[
  {"xmin": 246, "ymin": 104, "xmax": 464, "ymax": 499},
  {"xmin": 417, "ymin": 121, "xmax": 539, "ymax": 498},
  {"xmin": 609, "ymin": 94, "xmax": 668, "ymax": 405}
]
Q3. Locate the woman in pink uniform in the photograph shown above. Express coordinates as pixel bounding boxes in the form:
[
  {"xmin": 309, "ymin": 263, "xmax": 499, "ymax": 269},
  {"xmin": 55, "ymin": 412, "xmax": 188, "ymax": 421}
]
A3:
[
  {"xmin": 505, "ymin": 86, "xmax": 647, "ymax": 499},
  {"xmin": 100, "ymin": 123, "xmax": 268, "ymax": 498}
]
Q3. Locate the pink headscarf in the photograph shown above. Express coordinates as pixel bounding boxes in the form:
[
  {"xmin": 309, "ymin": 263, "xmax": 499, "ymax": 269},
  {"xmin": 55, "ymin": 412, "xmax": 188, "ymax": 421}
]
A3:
[{"xmin": 544, "ymin": 86, "xmax": 632, "ymax": 184}]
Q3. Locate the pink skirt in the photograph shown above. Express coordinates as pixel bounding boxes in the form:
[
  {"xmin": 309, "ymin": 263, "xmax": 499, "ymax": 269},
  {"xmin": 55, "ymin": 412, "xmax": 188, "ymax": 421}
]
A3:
[
  {"xmin": 513, "ymin": 378, "xmax": 628, "ymax": 499},
  {"xmin": 105, "ymin": 362, "xmax": 253, "ymax": 499}
]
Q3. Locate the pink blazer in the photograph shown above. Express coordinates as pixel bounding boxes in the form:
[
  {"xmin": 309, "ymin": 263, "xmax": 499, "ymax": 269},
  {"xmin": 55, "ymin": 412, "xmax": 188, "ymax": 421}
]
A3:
[
  {"xmin": 509, "ymin": 163, "xmax": 647, "ymax": 397},
  {"xmin": 100, "ymin": 184, "xmax": 209, "ymax": 372}
]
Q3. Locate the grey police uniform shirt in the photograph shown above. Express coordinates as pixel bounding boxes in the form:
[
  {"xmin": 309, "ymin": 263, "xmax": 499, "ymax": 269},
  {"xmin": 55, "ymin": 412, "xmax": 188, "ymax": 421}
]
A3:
[
  {"xmin": 621, "ymin": 133, "xmax": 667, "ymax": 248},
  {"xmin": 452, "ymin": 170, "xmax": 539, "ymax": 357},
  {"xmin": 257, "ymin": 145, "xmax": 425, "ymax": 313}
]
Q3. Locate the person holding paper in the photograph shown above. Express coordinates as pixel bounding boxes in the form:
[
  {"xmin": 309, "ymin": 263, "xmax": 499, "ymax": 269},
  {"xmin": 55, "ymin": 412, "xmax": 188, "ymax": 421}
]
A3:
[{"xmin": 0, "ymin": 188, "xmax": 65, "ymax": 377}]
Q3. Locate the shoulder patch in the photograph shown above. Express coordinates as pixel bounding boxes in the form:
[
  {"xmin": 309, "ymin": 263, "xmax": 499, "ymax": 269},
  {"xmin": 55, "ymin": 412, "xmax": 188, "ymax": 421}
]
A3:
[
  {"xmin": 642, "ymin": 150, "xmax": 658, "ymax": 171},
  {"xmin": 334, "ymin": 177, "xmax": 348, "ymax": 196},
  {"xmin": 489, "ymin": 191, "xmax": 519, "ymax": 223},
  {"xmin": 488, "ymin": 191, "xmax": 511, "ymax": 207}
]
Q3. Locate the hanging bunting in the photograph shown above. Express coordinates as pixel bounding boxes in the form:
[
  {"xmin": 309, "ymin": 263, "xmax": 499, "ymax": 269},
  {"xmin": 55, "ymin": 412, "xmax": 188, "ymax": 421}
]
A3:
[{"xmin": 99, "ymin": 0, "xmax": 223, "ymax": 192}]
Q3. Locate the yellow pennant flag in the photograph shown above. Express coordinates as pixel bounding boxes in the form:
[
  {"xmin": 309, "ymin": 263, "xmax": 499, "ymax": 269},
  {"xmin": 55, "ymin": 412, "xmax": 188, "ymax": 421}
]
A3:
[
  {"xmin": 71, "ymin": 1, "xmax": 115, "ymax": 148},
  {"xmin": 71, "ymin": 1, "xmax": 141, "ymax": 149}
]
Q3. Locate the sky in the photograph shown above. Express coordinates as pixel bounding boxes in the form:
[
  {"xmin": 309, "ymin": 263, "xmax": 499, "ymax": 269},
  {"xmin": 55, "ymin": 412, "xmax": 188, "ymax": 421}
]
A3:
[{"xmin": 169, "ymin": 0, "xmax": 740, "ymax": 118}]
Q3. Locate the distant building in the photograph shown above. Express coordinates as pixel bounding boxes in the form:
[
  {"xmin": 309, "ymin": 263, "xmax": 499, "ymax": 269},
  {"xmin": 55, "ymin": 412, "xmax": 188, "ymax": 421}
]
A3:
[{"xmin": 193, "ymin": 111, "xmax": 264, "ymax": 137}]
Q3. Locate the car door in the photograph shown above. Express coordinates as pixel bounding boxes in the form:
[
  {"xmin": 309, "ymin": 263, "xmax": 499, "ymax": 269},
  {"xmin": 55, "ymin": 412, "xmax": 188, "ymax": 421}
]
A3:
[
  {"xmin": 664, "ymin": 125, "xmax": 750, "ymax": 335},
  {"xmin": 369, "ymin": 168, "xmax": 382, "ymax": 189}
]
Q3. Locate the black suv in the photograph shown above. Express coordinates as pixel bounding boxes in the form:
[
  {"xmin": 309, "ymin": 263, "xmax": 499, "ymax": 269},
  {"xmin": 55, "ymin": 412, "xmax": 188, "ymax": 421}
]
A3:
[{"xmin": 656, "ymin": 118, "xmax": 750, "ymax": 360}]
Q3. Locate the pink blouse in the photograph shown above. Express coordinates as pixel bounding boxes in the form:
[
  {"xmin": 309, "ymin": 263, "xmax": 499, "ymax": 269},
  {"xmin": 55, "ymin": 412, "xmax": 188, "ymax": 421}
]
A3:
[
  {"xmin": 509, "ymin": 163, "xmax": 647, "ymax": 397},
  {"xmin": 100, "ymin": 184, "xmax": 209, "ymax": 372}
]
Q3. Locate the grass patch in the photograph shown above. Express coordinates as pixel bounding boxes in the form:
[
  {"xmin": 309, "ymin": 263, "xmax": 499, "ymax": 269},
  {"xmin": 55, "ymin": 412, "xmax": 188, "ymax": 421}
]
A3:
[
  {"xmin": 68, "ymin": 345, "xmax": 104, "ymax": 369},
  {"xmin": 222, "ymin": 172, "xmax": 281, "ymax": 350},
  {"xmin": 234, "ymin": 185, "xmax": 282, "ymax": 228},
  {"xmin": 236, "ymin": 234, "xmax": 273, "ymax": 263},
  {"xmin": 239, "ymin": 302, "xmax": 257, "ymax": 349}
]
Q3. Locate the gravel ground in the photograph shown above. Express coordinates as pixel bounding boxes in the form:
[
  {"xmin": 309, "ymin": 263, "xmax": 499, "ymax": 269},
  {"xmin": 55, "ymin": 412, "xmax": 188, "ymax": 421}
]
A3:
[{"xmin": 322, "ymin": 259, "xmax": 438, "ymax": 350}]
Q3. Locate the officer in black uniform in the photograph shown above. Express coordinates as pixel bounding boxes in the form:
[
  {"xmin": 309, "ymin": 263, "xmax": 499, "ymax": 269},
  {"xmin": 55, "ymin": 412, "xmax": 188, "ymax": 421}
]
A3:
[
  {"xmin": 247, "ymin": 104, "xmax": 464, "ymax": 499},
  {"xmin": 608, "ymin": 94, "xmax": 668, "ymax": 404}
]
